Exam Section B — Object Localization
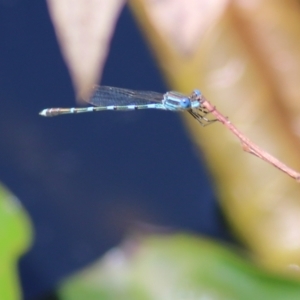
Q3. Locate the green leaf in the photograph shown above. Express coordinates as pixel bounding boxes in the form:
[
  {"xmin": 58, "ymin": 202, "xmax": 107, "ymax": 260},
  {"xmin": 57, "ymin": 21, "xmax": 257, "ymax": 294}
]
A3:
[
  {"xmin": 0, "ymin": 183, "xmax": 33, "ymax": 300},
  {"xmin": 59, "ymin": 234, "xmax": 300, "ymax": 300}
]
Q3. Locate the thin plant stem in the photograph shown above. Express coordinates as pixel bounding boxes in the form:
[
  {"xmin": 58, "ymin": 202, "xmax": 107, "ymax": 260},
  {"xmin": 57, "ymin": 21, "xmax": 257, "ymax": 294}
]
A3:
[{"xmin": 200, "ymin": 96, "xmax": 300, "ymax": 182}]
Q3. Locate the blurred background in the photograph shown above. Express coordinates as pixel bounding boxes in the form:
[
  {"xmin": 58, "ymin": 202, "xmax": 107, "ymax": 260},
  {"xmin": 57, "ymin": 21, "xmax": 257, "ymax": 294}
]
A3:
[
  {"xmin": 0, "ymin": 1, "xmax": 228, "ymax": 299},
  {"xmin": 2, "ymin": 0, "xmax": 300, "ymax": 299}
]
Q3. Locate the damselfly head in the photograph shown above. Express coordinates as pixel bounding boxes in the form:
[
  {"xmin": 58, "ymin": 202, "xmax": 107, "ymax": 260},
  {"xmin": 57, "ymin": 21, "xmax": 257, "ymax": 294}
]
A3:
[{"xmin": 192, "ymin": 89, "xmax": 202, "ymax": 99}]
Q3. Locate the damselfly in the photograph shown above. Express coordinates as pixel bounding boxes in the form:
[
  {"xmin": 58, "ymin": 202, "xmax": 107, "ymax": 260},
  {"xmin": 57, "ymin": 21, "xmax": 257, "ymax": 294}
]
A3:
[{"xmin": 39, "ymin": 86, "xmax": 215, "ymax": 126}]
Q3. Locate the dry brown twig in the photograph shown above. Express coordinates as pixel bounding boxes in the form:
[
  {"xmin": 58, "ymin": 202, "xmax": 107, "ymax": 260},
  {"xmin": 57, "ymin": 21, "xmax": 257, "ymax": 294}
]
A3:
[{"xmin": 199, "ymin": 96, "xmax": 300, "ymax": 182}]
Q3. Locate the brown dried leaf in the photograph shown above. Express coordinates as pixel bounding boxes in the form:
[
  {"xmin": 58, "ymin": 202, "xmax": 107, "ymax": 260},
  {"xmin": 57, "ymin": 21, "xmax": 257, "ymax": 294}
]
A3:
[
  {"xmin": 233, "ymin": 0, "xmax": 300, "ymax": 138},
  {"xmin": 140, "ymin": 0, "xmax": 229, "ymax": 55},
  {"xmin": 46, "ymin": 0, "xmax": 125, "ymax": 100},
  {"xmin": 130, "ymin": 0, "xmax": 300, "ymax": 276}
]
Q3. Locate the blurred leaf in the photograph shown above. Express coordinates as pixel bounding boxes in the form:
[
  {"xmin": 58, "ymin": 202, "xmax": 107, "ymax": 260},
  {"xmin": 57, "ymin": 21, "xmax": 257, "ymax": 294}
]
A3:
[
  {"xmin": 59, "ymin": 234, "xmax": 300, "ymax": 300},
  {"xmin": 129, "ymin": 0, "xmax": 300, "ymax": 274},
  {"xmin": 0, "ymin": 183, "xmax": 33, "ymax": 300},
  {"xmin": 133, "ymin": 0, "xmax": 230, "ymax": 54},
  {"xmin": 46, "ymin": 0, "xmax": 126, "ymax": 99}
]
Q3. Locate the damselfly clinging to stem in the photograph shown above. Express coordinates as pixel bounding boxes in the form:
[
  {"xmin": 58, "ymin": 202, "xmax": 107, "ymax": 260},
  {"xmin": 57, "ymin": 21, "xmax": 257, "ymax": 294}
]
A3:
[
  {"xmin": 38, "ymin": 85, "xmax": 300, "ymax": 180},
  {"xmin": 39, "ymin": 86, "xmax": 216, "ymax": 126}
]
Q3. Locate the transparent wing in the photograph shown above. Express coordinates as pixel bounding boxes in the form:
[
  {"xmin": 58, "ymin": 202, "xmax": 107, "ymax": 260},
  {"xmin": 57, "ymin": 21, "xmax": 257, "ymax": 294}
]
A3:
[{"xmin": 84, "ymin": 86, "xmax": 165, "ymax": 107}]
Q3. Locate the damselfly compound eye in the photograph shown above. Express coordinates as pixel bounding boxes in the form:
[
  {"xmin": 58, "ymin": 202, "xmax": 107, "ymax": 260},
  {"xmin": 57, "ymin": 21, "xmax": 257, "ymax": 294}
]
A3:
[{"xmin": 193, "ymin": 89, "xmax": 201, "ymax": 97}]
